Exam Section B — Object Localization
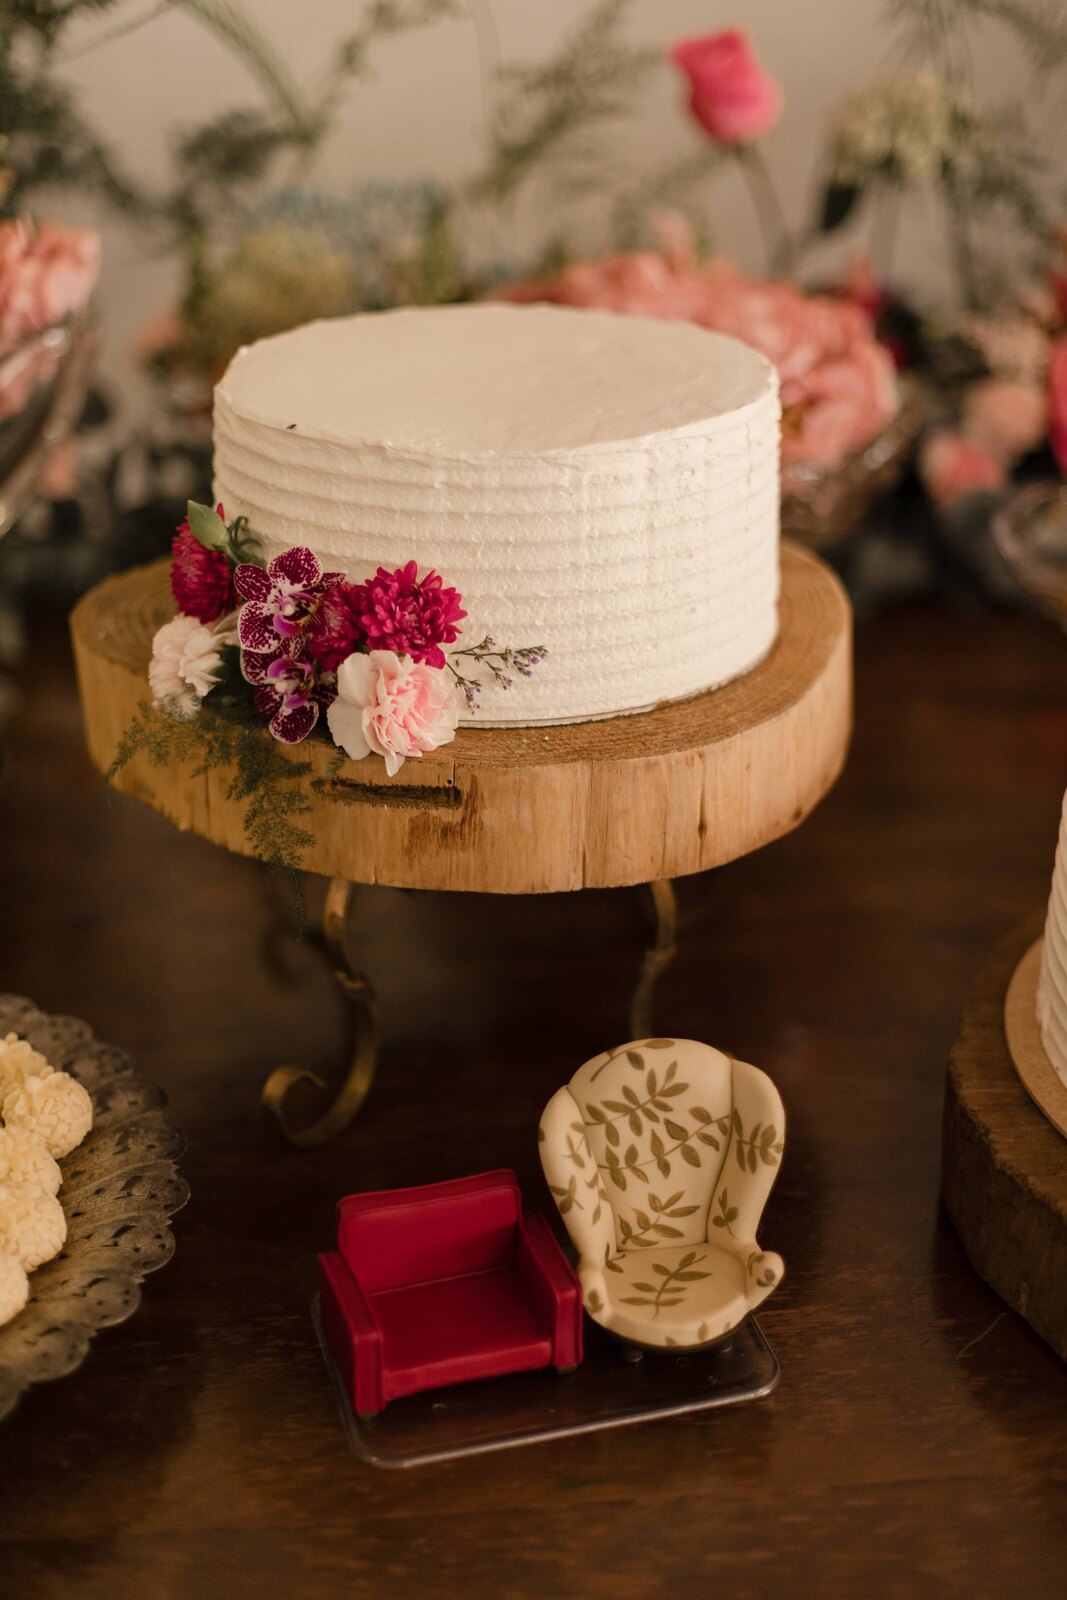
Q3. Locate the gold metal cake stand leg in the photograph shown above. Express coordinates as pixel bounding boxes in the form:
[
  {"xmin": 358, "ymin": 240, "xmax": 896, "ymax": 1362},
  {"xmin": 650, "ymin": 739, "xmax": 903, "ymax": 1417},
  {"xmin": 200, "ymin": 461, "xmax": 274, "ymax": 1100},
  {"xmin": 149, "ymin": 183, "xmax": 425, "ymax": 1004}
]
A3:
[
  {"xmin": 261, "ymin": 878, "xmax": 379, "ymax": 1147},
  {"xmin": 629, "ymin": 878, "xmax": 679, "ymax": 1039}
]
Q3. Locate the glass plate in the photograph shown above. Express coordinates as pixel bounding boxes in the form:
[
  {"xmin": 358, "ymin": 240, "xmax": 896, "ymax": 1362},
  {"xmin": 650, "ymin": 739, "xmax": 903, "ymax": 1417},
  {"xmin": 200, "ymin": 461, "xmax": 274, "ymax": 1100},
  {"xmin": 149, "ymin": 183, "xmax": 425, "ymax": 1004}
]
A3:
[{"xmin": 0, "ymin": 995, "xmax": 189, "ymax": 1422}]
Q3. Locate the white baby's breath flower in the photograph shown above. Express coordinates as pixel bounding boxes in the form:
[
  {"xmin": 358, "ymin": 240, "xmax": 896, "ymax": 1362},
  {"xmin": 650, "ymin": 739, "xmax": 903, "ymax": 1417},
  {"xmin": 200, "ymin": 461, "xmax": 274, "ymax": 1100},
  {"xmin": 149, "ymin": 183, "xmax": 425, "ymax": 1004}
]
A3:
[
  {"xmin": 149, "ymin": 611, "xmax": 236, "ymax": 720},
  {"xmin": 831, "ymin": 72, "xmax": 978, "ymax": 187}
]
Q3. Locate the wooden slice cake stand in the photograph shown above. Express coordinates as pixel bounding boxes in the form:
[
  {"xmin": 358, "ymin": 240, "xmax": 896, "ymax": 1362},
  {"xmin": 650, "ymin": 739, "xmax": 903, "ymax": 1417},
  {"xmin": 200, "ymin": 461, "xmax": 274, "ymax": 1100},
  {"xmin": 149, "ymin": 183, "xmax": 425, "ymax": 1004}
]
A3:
[
  {"xmin": 71, "ymin": 540, "xmax": 852, "ymax": 1144},
  {"xmin": 943, "ymin": 916, "xmax": 1067, "ymax": 1361}
]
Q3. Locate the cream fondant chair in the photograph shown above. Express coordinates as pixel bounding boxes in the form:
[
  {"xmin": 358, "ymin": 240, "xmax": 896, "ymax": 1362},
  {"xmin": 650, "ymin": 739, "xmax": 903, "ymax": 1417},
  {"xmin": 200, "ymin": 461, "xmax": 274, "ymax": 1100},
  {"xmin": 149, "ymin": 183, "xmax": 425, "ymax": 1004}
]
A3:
[{"xmin": 539, "ymin": 1038, "xmax": 785, "ymax": 1349}]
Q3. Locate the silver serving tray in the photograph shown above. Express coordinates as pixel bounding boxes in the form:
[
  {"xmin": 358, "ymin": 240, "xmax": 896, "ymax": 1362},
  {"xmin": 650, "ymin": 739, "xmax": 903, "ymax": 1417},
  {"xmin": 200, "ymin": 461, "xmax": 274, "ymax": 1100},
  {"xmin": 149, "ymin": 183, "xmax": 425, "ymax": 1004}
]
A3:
[{"xmin": 0, "ymin": 995, "xmax": 188, "ymax": 1421}]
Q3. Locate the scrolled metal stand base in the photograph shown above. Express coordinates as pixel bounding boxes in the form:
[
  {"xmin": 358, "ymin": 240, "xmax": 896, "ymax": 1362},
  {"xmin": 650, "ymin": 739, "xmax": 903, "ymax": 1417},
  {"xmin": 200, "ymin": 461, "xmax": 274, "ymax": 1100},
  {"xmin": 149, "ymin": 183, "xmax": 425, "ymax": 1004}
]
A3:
[
  {"xmin": 264, "ymin": 875, "xmax": 680, "ymax": 1146},
  {"xmin": 261, "ymin": 878, "xmax": 379, "ymax": 1147},
  {"xmin": 629, "ymin": 879, "xmax": 679, "ymax": 1040}
]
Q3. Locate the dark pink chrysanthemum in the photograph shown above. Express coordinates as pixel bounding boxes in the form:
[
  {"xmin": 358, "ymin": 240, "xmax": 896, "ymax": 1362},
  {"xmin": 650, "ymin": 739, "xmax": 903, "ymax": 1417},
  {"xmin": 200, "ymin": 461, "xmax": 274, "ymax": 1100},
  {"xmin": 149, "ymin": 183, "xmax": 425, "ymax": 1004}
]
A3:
[
  {"xmin": 171, "ymin": 505, "xmax": 235, "ymax": 623},
  {"xmin": 350, "ymin": 560, "xmax": 466, "ymax": 669}
]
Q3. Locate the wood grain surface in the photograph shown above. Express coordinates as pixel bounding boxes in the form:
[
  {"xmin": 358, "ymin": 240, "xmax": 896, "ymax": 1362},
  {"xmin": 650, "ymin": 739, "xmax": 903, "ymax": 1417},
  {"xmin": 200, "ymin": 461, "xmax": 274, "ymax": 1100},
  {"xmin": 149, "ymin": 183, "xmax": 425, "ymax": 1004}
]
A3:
[
  {"xmin": 944, "ymin": 924, "xmax": 1067, "ymax": 1359},
  {"xmin": 1, "ymin": 599, "xmax": 1066, "ymax": 1600},
  {"xmin": 69, "ymin": 542, "xmax": 852, "ymax": 892}
]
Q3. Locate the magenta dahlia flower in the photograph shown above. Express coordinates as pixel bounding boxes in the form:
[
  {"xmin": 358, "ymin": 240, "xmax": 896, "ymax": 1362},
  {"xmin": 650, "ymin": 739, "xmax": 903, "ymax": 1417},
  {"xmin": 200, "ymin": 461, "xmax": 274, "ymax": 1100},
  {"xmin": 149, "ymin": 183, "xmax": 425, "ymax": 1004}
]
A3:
[
  {"xmin": 349, "ymin": 560, "xmax": 466, "ymax": 669},
  {"xmin": 171, "ymin": 506, "xmax": 235, "ymax": 623},
  {"xmin": 234, "ymin": 546, "xmax": 342, "ymax": 654},
  {"xmin": 240, "ymin": 640, "xmax": 334, "ymax": 744}
]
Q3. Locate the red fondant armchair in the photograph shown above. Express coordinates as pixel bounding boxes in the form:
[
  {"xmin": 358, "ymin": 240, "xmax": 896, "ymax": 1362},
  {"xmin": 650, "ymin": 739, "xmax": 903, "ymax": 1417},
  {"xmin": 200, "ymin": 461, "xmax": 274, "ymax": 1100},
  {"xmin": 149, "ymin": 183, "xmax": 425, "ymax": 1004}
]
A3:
[{"xmin": 318, "ymin": 1170, "xmax": 583, "ymax": 1417}]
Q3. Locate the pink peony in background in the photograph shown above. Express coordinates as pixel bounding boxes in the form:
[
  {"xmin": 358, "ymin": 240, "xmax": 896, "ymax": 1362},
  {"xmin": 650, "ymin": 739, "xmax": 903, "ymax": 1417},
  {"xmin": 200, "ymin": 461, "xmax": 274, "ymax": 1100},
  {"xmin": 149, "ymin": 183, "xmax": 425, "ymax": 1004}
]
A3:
[
  {"xmin": 0, "ymin": 219, "xmax": 100, "ymax": 349},
  {"xmin": 670, "ymin": 29, "xmax": 783, "ymax": 145},
  {"xmin": 327, "ymin": 650, "xmax": 460, "ymax": 775},
  {"xmin": 500, "ymin": 227, "xmax": 899, "ymax": 469}
]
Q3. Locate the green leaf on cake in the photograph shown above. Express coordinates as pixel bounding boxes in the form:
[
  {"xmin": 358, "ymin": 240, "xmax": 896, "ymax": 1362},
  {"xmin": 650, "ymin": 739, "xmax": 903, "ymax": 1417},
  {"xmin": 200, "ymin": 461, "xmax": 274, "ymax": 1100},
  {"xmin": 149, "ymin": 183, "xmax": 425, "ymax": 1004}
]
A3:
[{"xmin": 187, "ymin": 499, "xmax": 228, "ymax": 553}]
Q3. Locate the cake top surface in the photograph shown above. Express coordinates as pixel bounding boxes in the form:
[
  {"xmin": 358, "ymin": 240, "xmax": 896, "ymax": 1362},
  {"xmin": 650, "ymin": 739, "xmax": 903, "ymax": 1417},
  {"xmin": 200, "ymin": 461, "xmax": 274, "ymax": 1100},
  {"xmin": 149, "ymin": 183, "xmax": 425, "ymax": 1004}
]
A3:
[{"xmin": 214, "ymin": 303, "xmax": 776, "ymax": 458}]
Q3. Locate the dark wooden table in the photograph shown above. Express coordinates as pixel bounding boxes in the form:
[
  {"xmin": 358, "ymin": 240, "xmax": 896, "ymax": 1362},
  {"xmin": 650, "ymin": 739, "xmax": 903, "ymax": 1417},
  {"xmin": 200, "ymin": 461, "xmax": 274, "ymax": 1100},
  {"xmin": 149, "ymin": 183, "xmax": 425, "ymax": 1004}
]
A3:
[{"xmin": 1, "ymin": 600, "xmax": 1066, "ymax": 1599}]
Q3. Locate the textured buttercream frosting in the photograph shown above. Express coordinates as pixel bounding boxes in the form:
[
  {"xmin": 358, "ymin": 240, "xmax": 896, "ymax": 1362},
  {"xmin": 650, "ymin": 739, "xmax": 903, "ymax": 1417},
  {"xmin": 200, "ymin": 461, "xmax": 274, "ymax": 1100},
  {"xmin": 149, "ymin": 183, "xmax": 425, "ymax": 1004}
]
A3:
[
  {"xmin": 1038, "ymin": 789, "xmax": 1067, "ymax": 1086},
  {"xmin": 213, "ymin": 304, "xmax": 781, "ymax": 727}
]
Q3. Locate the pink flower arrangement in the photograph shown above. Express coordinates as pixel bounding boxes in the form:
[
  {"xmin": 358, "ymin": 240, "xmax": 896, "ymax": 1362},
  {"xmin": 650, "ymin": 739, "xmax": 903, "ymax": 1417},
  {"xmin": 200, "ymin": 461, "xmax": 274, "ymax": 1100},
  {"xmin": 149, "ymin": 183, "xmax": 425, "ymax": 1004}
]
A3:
[
  {"xmin": 327, "ymin": 651, "xmax": 461, "ymax": 776},
  {"xmin": 171, "ymin": 505, "xmax": 236, "ymax": 623},
  {"xmin": 499, "ymin": 232, "xmax": 899, "ymax": 469},
  {"xmin": 0, "ymin": 219, "xmax": 100, "ymax": 349},
  {"xmin": 158, "ymin": 503, "xmax": 545, "ymax": 769},
  {"xmin": 670, "ymin": 29, "xmax": 782, "ymax": 145}
]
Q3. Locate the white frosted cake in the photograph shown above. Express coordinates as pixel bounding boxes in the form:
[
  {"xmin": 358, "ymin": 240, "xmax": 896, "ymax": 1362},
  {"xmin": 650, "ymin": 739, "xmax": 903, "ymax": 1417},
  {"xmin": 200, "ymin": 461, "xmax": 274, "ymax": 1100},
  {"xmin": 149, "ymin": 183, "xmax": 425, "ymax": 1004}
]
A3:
[
  {"xmin": 213, "ymin": 303, "xmax": 780, "ymax": 728},
  {"xmin": 1038, "ymin": 789, "xmax": 1067, "ymax": 1086}
]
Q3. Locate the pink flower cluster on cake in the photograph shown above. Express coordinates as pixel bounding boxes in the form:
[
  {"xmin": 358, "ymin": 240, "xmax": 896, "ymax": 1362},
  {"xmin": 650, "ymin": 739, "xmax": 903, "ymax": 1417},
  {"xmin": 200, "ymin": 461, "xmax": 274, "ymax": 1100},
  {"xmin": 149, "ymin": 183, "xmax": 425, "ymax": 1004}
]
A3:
[
  {"xmin": 148, "ymin": 503, "xmax": 544, "ymax": 774},
  {"xmin": 499, "ymin": 227, "xmax": 899, "ymax": 470}
]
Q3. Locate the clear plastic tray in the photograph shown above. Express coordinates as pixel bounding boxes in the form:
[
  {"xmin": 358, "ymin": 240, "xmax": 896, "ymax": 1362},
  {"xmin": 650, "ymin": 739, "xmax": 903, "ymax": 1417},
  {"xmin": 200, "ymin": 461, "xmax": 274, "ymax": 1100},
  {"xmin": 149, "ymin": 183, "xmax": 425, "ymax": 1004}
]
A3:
[{"xmin": 312, "ymin": 1296, "xmax": 780, "ymax": 1468}]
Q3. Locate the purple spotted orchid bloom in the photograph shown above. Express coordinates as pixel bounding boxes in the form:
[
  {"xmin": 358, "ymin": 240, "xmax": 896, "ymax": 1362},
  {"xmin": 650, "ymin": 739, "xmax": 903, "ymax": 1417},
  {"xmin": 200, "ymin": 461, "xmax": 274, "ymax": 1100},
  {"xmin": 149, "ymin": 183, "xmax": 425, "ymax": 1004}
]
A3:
[
  {"xmin": 241, "ymin": 640, "xmax": 335, "ymax": 744},
  {"xmin": 234, "ymin": 546, "xmax": 342, "ymax": 654}
]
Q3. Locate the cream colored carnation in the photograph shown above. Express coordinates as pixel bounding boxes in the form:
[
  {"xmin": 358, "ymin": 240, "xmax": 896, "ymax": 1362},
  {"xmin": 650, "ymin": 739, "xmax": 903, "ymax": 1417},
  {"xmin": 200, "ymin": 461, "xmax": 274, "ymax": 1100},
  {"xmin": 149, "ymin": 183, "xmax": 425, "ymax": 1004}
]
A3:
[
  {"xmin": 2, "ymin": 1070, "xmax": 93, "ymax": 1159},
  {"xmin": 0, "ymin": 1126, "xmax": 61, "ymax": 1195},
  {"xmin": 0, "ymin": 1031, "xmax": 53, "ymax": 1099},
  {"xmin": 0, "ymin": 1250, "xmax": 29, "ymax": 1325},
  {"xmin": 0, "ymin": 1179, "xmax": 66, "ymax": 1269}
]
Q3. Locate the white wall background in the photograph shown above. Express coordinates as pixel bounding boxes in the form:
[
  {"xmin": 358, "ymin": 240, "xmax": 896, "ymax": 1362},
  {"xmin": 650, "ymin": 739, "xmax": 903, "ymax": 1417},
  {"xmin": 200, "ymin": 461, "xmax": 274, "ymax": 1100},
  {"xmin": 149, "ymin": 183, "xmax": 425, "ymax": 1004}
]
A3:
[{"xmin": 46, "ymin": 0, "xmax": 1038, "ymax": 402}]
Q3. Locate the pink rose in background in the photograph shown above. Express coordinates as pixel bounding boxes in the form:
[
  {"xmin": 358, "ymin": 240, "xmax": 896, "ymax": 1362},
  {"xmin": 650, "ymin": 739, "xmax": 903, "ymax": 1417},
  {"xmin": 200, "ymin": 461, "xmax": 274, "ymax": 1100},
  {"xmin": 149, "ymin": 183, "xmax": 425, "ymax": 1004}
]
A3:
[
  {"xmin": 327, "ymin": 650, "xmax": 460, "ymax": 776},
  {"xmin": 962, "ymin": 378, "xmax": 1048, "ymax": 465},
  {"xmin": 919, "ymin": 430, "xmax": 1007, "ymax": 509},
  {"xmin": 670, "ymin": 29, "xmax": 783, "ymax": 144},
  {"xmin": 0, "ymin": 219, "xmax": 100, "ymax": 349},
  {"xmin": 1049, "ymin": 338, "xmax": 1067, "ymax": 474}
]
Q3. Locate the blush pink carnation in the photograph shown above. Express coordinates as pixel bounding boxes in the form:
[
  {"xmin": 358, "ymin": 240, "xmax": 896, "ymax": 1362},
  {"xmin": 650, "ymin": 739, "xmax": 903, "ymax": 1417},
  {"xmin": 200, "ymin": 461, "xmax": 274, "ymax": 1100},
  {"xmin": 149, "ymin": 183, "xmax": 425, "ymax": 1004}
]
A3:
[
  {"xmin": 350, "ymin": 561, "xmax": 466, "ymax": 669},
  {"xmin": 327, "ymin": 651, "xmax": 460, "ymax": 776},
  {"xmin": 670, "ymin": 29, "xmax": 783, "ymax": 144},
  {"xmin": 920, "ymin": 430, "xmax": 1007, "ymax": 509},
  {"xmin": 1049, "ymin": 338, "xmax": 1067, "ymax": 474},
  {"xmin": 171, "ymin": 504, "xmax": 236, "ymax": 622}
]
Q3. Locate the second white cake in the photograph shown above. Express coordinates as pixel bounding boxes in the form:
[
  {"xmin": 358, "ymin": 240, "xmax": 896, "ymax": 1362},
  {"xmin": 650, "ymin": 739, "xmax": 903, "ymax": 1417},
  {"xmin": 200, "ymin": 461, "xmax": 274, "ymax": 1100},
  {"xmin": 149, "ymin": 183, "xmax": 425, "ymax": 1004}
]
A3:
[{"xmin": 213, "ymin": 303, "xmax": 781, "ymax": 728}]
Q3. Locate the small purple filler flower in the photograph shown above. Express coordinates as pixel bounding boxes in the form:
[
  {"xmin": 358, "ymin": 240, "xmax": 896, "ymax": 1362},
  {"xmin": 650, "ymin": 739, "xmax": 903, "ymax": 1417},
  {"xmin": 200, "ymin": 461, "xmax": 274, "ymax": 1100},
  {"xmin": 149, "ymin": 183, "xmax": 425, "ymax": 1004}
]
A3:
[
  {"xmin": 241, "ymin": 642, "xmax": 334, "ymax": 744},
  {"xmin": 235, "ymin": 546, "xmax": 341, "ymax": 654},
  {"xmin": 351, "ymin": 560, "xmax": 466, "ymax": 669}
]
